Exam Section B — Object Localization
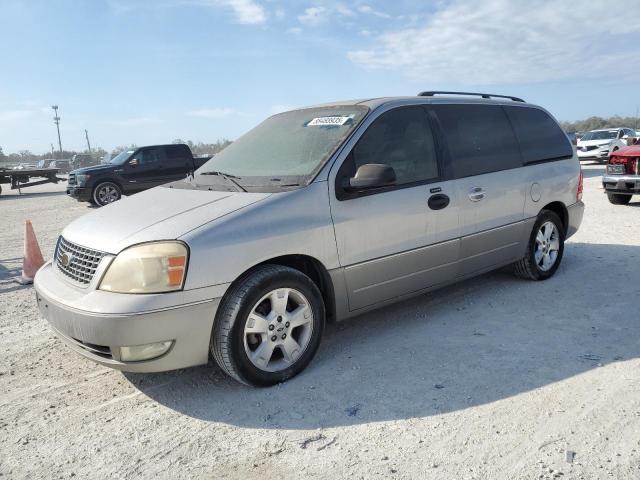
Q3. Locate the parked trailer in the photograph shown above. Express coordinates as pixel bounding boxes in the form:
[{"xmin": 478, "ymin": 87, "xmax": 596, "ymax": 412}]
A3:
[{"xmin": 0, "ymin": 167, "xmax": 66, "ymax": 196}]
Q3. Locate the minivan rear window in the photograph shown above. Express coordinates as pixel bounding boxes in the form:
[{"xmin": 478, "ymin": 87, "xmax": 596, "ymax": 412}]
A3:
[
  {"xmin": 432, "ymin": 104, "xmax": 521, "ymax": 178},
  {"xmin": 504, "ymin": 106, "xmax": 573, "ymax": 164}
]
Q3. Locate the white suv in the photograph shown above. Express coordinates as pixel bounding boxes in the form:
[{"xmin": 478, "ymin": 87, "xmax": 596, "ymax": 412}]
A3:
[{"xmin": 576, "ymin": 128, "xmax": 635, "ymax": 162}]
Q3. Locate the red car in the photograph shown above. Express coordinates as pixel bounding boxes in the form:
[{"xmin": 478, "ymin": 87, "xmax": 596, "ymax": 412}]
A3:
[{"xmin": 603, "ymin": 144, "xmax": 640, "ymax": 204}]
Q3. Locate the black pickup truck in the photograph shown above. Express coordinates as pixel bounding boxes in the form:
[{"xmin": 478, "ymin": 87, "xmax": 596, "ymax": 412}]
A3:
[{"xmin": 67, "ymin": 144, "xmax": 211, "ymax": 206}]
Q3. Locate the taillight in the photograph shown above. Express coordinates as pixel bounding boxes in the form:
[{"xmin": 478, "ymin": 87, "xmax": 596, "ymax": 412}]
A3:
[{"xmin": 577, "ymin": 169, "xmax": 583, "ymax": 202}]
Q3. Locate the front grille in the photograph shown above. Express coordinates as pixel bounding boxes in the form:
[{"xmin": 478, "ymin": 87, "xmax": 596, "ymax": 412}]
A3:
[
  {"xmin": 71, "ymin": 337, "xmax": 112, "ymax": 359},
  {"xmin": 67, "ymin": 173, "xmax": 76, "ymax": 185},
  {"xmin": 55, "ymin": 237, "xmax": 106, "ymax": 285}
]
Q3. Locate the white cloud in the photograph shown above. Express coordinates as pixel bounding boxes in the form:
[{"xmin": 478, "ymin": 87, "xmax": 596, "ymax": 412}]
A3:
[
  {"xmin": 287, "ymin": 27, "xmax": 302, "ymax": 34},
  {"xmin": 336, "ymin": 4, "xmax": 356, "ymax": 17},
  {"xmin": 357, "ymin": 4, "xmax": 391, "ymax": 19},
  {"xmin": 348, "ymin": 0, "xmax": 640, "ymax": 85},
  {"xmin": 298, "ymin": 6, "xmax": 328, "ymax": 26},
  {"xmin": 214, "ymin": 0, "xmax": 266, "ymax": 24},
  {"xmin": 0, "ymin": 110, "xmax": 34, "ymax": 123},
  {"xmin": 185, "ymin": 108, "xmax": 237, "ymax": 118}
]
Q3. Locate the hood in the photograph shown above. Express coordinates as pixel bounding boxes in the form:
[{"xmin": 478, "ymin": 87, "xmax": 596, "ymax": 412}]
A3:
[
  {"xmin": 61, "ymin": 186, "xmax": 271, "ymax": 253},
  {"xmin": 612, "ymin": 144, "xmax": 640, "ymax": 157},
  {"xmin": 71, "ymin": 164, "xmax": 115, "ymax": 174},
  {"xmin": 576, "ymin": 139, "xmax": 612, "ymax": 147}
]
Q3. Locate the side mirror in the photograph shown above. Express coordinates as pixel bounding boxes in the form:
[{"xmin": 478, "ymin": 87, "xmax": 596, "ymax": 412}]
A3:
[
  {"xmin": 345, "ymin": 163, "xmax": 396, "ymax": 191},
  {"xmin": 129, "ymin": 158, "xmax": 138, "ymax": 166}
]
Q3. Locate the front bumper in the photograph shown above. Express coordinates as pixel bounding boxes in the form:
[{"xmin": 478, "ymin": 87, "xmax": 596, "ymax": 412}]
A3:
[
  {"xmin": 34, "ymin": 261, "xmax": 229, "ymax": 372},
  {"xmin": 66, "ymin": 185, "xmax": 91, "ymax": 202},
  {"xmin": 602, "ymin": 175, "xmax": 640, "ymax": 195},
  {"xmin": 577, "ymin": 149, "xmax": 609, "ymax": 160},
  {"xmin": 566, "ymin": 201, "xmax": 584, "ymax": 239}
]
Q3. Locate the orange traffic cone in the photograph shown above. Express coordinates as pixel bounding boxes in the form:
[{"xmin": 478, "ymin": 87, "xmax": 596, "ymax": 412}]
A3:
[{"xmin": 20, "ymin": 220, "xmax": 45, "ymax": 285}]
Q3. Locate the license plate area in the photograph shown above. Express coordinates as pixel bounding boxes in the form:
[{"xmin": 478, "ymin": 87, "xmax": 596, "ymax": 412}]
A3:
[{"xmin": 607, "ymin": 164, "xmax": 625, "ymax": 175}]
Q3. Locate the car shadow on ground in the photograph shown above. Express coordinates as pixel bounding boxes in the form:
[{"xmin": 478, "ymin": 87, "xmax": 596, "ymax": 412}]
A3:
[
  {"xmin": 0, "ymin": 190, "xmax": 67, "ymax": 200},
  {"xmin": 581, "ymin": 164, "xmax": 605, "ymax": 179},
  {"xmin": 0, "ymin": 257, "xmax": 28, "ymax": 294},
  {"xmin": 125, "ymin": 242, "xmax": 640, "ymax": 429}
]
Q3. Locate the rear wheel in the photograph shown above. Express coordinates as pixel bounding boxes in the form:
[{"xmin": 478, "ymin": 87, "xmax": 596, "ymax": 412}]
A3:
[
  {"xmin": 512, "ymin": 210, "xmax": 565, "ymax": 281},
  {"xmin": 607, "ymin": 193, "xmax": 631, "ymax": 205},
  {"xmin": 92, "ymin": 182, "xmax": 121, "ymax": 206},
  {"xmin": 211, "ymin": 265, "xmax": 325, "ymax": 387}
]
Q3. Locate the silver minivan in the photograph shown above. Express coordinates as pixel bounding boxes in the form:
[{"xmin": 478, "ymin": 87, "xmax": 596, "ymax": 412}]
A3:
[{"xmin": 34, "ymin": 92, "xmax": 585, "ymax": 386}]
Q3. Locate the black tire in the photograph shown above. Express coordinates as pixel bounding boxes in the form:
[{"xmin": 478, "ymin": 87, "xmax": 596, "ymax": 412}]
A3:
[
  {"xmin": 211, "ymin": 265, "xmax": 325, "ymax": 387},
  {"xmin": 512, "ymin": 210, "xmax": 565, "ymax": 281},
  {"xmin": 92, "ymin": 181, "xmax": 121, "ymax": 206},
  {"xmin": 607, "ymin": 193, "xmax": 631, "ymax": 205}
]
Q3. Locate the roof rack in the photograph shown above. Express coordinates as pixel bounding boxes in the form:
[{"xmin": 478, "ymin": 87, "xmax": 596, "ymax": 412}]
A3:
[{"xmin": 417, "ymin": 91, "xmax": 525, "ymax": 103}]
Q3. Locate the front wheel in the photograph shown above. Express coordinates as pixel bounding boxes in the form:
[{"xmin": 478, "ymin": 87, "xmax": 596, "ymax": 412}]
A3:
[
  {"xmin": 512, "ymin": 210, "xmax": 565, "ymax": 281},
  {"xmin": 607, "ymin": 193, "xmax": 631, "ymax": 205},
  {"xmin": 92, "ymin": 182, "xmax": 121, "ymax": 206},
  {"xmin": 211, "ymin": 265, "xmax": 325, "ymax": 387}
]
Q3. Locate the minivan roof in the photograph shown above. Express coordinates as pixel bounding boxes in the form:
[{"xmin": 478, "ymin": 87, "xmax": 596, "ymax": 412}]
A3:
[{"xmin": 304, "ymin": 94, "xmax": 540, "ymax": 112}]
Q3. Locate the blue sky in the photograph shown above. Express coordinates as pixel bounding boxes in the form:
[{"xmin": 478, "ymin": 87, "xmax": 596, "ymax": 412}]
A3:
[{"xmin": 1, "ymin": 0, "xmax": 639, "ymax": 154}]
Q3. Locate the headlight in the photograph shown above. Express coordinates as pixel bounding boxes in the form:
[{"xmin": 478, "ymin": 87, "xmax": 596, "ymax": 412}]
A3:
[
  {"xmin": 75, "ymin": 173, "xmax": 90, "ymax": 184},
  {"xmin": 99, "ymin": 241, "xmax": 188, "ymax": 293}
]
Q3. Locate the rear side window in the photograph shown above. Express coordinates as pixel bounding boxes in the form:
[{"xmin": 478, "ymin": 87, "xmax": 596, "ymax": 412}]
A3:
[
  {"xmin": 351, "ymin": 106, "xmax": 439, "ymax": 185},
  {"xmin": 505, "ymin": 106, "xmax": 573, "ymax": 164},
  {"xmin": 166, "ymin": 145, "xmax": 188, "ymax": 159},
  {"xmin": 138, "ymin": 148, "xmax": 166, "ymax": 165},
  {"xmin": 432, "ymin": 104, "xmax": 521, "ymax": 178}
]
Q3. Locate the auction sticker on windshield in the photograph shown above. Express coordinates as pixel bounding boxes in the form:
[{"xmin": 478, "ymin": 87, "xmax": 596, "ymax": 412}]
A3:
[{"xmin": 307, "ymin": 116, "xmax": 351, "ymax": 126}]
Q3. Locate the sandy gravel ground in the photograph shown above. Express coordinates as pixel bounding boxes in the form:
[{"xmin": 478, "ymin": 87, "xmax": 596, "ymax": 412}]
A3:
[{"xmin": 1, "ymin": 164, "xmax": 639, "ymax": 480}]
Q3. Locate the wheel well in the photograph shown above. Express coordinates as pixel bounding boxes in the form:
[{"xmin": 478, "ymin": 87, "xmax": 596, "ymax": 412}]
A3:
[
  {"xmin": 257, "ymin": 255, "xmax": 336, "ymax": 323},
  {"xmin": 541, "ymin": 201, "xmax": 568, "ymax": 232}
]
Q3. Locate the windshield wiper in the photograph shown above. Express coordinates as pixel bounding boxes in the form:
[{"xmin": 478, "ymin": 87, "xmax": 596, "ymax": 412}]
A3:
[{"xmin": 199, "ymin": 171, "xmax": 247, "ymax": 192}]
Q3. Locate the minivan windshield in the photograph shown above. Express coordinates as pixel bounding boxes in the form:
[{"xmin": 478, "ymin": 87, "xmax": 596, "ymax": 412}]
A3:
[
  {"xmin": 581, "ymin": 130, "xmax": 617, "ymax": 141},
  {"xmin": 110, "ymin": 150, "xmax": 135, "ymax": 164},
  {"xmin": 196, "ymin": 106, "xmax": 368, "ymax": 187}
]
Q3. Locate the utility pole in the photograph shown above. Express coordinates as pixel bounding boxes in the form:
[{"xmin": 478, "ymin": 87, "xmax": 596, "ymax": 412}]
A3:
[
  {"xmin": 84, "ymin": 129, "xmax": 92, "ymax": 154},
  {"xmin": 51, "ymin": 105, "xmax": 62, "ymax": 156}
]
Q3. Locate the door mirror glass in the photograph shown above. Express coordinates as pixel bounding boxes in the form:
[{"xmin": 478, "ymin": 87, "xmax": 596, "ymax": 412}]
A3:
[
  {"xmin": 346, "ymin": 163, "xmax": 396, "ymax": 190},
  {"xmin": 129, "ymin": 158, "xmax": 138, "ymax": 166}
]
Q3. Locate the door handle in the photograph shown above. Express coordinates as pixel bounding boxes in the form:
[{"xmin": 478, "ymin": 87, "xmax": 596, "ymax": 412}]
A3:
[
  {"xmin": 428, "ymin": 193, "xmax": 450, "ymax": 210},
  {"xmin": 468, "ymin": 187, "xmax": 485, "ymax": 202}
]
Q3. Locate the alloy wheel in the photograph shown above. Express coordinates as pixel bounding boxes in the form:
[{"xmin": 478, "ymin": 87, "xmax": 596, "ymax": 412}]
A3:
[
  {"xmin": 243, "ymin": 288, "xmax": 314, "ymax": 372},
  {"xmin": 534, "ymin": 221, "xmax": 560, "ymax": 271},
  {"xmin": 97, "ymin": 184, "xmax": 119, "ymax": 204}
]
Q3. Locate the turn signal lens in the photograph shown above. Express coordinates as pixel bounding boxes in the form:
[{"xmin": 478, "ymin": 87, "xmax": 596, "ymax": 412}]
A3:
[{"xmin": 99, "ymin": 242, "xmax": 189, "ymax": 294}]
